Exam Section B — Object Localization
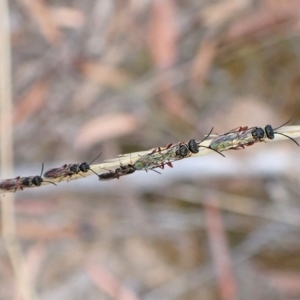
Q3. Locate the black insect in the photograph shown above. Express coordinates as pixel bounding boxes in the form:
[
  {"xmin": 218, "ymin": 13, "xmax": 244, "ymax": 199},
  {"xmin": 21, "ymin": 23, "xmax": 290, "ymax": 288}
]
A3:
[
  {"xmin": 44, "ymin": 153, "xmax": 102, "ymax": 181},
  {"xmin": 238, "ymin": 126, "xmax": 267, "ymax": 148},
  {"xmin": 0, "ymin": 164, "xmax": 56, "ymax": 192},
  {"xmin": 20, "ymin": 163, "xmax": 57, "ymax": 188},
  {"xmin": 251, "ymin": 127, "xmax": 265, "ymax": 140},
  {"xmin": 263, "ymin": 120, "xmax": 299, "ymax": 146},
  {"xmin": 98, "ymin": 163, "xmax": 136, "ymax": 181},
  {"xmin": 115, "ymin": 164, "xmax": 136, "ymax": 176},
  {"xmin": 240, "ymin": 119, "xmax": 299, "ymax": 147},
  {"xmin": 175, "ymin": 144, "xmax": 189, "ymax": 157},
  {"xmin": 209, "ymin": 125, "xmax": 263, "ymax": 151},
  {"xmin": 210, "ymin": 119, "xmax": 299, "ymax": 151},
  {"xmin": 175, "ymin": 139, "xmax": 203, "ymax": 157},
  {"xmin": 265, "ymin": 125, "xmax": 274, "ymax": 139},
  {"xmin": 188, "ymin": 139, "xmax": 199, "ymax": 154},
  {"xmin": 68, "ymin": 153, "xmax": 102, "ymax": 176},
  {"xmin": 97, "ymin": 170, "xmax": 117, "ymax": 180},
  {"xmin": 175, "ymin": 128, "xmax": 225, "ymax": 158}
]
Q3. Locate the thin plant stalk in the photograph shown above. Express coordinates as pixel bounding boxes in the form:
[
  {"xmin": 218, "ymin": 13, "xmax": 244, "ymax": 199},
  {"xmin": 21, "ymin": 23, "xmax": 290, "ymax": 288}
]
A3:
[
  {"xmin": 0, "ymin": 1, "xmax": 36, "ymax": 299},
  {"xmin": 1, "ymin": 126, "xmax": 300, "ymax": 192}
]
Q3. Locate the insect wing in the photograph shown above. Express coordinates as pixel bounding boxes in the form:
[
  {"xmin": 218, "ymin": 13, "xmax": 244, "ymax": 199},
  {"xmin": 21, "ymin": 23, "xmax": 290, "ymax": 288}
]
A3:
[
  {"xmin": 0, "ymin": 177, "xmax": 22, "ymax": 191},
  {"xmin": 133, "ymin": 155, "xmax": 154, "ymax": 170},
  {"xmin": 151, "ymin": 150, "xmax": 175, "ymax": 164},
  {"xmin": 209, "ymin": 132, "xmax": 240, "ymax": 151},
  {"xmin": 134, "ymin": 141, "xmax": 193, "ymax": 172},
  {"xmin": 238, "ymin": 127, "xmax": 263, "ymax": 144},
  {"xmin": 44, "ymin": 164, "xmax": 69, "ymax": 179},
  {"xmin": 210, "ymin": 127, "xmax": 256, "ymax": 151},
  {"xmin": 134, "ymin": 150, "xmax": 173, "ymax": 171}
]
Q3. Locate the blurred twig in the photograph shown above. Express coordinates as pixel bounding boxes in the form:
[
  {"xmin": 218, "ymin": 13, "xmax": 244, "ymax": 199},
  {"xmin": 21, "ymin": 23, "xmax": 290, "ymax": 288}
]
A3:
[
  {"xmin": 86, "ymin": 263, "xmax": 140, "ymax": 300},
  {"xmin": 19, "ymin": 0, "xmax": 61, "ymax": 45},
  {"xmin": 142, "ymin": 222, "xmax": 292, "ymax": 300},
  {"xmin": 0, "ymin": 1, "xmax": 36, "ymax": 299},
  {"xmin": 1, "ymin": 125, "xmax": 300, "ymax": 193},
  {"xmin": 204, "ymin": 193, "xmax": 237, "ymax": 300}
]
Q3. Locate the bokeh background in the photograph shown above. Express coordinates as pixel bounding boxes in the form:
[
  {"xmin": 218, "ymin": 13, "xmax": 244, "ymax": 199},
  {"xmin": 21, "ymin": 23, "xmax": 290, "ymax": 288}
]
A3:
[{"xmin": 1, "ymin": 0, "xmax": 300, "ymax": 299}]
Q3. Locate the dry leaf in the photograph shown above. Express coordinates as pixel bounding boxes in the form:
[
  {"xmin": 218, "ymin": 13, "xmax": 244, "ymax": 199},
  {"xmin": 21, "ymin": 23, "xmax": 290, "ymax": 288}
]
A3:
[
  {"xmin": 19, "ymin": 0, "xmax": 61, "ymax": 44},
  {"xmin": 23, "ymin": 243, "xmax": 47, "ymax": 285},
  {"xmin": 191, "ymin": 37, "xmax": 218, "ymax": 85},
  {"xmin": 75, "ymin": 114, "xmax": 139, "ymax": 150},
  {"xmin": 201, "ymin": 0, "xmax": 249, "ymax": 28},
  {"xmin": 148, "ymin": 0, "xmax": 178, "ymax": 70},
  {"xmin": 193, "ymin": 0, "xmax": 250, "ymax": 84},
  {"xmin": 79, "ymin": 61, "xmax": 132, "ymax": 88},
  {"xmin": 86, "ymin": 263, "xmax": 139, "ymax": 300},
  {"xmin": 15, "ymin": 222, "xmax": 76, "ymax": 240},
  {"xmin": 225, "ymin": 1, "xmax": 300, "ymax": 42},
  {"xmin": 14, "ymin": 78, "xmax": 49, "ymax": 125},
  {"xmin": 15, "ymin": 198, "xmax": 56, "ymax": 215},
  {"xmin": 49, "ymin": 7, "xmax": 85, "ymax": 29},
  {"xmin": 255, "ymin": 267, "xmax": 300, "ymax": 295},
  {"xmin": 158, "ymin": 77, "xmax": 199, "ymax": 126},
  {"xmin": 204, "ymin": 194, "xmax": 237, "ymax": 300}
]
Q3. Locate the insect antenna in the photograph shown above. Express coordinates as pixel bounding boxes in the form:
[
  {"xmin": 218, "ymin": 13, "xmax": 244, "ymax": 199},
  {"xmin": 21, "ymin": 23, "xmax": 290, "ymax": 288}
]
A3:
[
  {"xmin": 200, "ymin": 127, "xmax": 214, "ymax": 143},
  {"xmin": 273, "ymin": 132, "xmax": 300, "ymax": 147},
  {"xmin": 40, "ymin": 163, "xmax": 44, "ymax": 177},
  {"xmin": 88, "ymin": 152, "xmax": 102, "ymax": 166},
  {"xmin": 78, "ymin": 152, "xmax": 103, "ymax": 174},
  {"xmin": 273, "ymin": 117, "xmax": 293, "ymax": 130},
  {"xmin": 89, "ymin": 168, "xmax": 101, "ymax": 176},
  {"xmin": 38, "ymin": 164, "xmax": 57, "ymax": 186},
  {"xmin": 198, "ymin": 127, "xmax": 225, "ymax": 157},
  {"xmin": 43, "ymin": 180, "xmax": 57, "ymax": 186},
  {"xmin": 271, "ymin": 118, "xmax": 299, "ymax": 146},
  {"xmin": 199, "ymin": 145, "xmax": 225, "ymax": 157}
]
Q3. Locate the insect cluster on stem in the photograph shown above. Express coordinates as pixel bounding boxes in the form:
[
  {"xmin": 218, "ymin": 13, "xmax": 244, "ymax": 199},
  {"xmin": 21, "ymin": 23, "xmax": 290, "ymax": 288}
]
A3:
[
  {"xmin": 209, "ymin": 119, "xmax": 299, "ymax": 152},
  {"xmin": 0, "ymin": 120, "xmax": 298, "ymax": 193},
  {"xmin": 0, "ymin": 163, "xmax": 56, "ymax": 192}
]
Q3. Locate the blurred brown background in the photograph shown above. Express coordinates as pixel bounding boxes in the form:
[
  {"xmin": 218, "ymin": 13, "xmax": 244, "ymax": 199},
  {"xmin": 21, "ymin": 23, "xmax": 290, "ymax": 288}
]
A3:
[{"xmin": 2, "ymin": 0, "xmax": 300, "ymax": 299}]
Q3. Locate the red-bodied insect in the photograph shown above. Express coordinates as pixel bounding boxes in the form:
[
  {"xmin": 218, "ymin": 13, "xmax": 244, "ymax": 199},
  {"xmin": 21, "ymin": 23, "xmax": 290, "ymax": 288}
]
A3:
[
  {"xmin": 210, "ymin": 119, "xmax": 299, "ymax": 151},
  {"xmin": 133, "ymin": 128, "xmax": 224, "ymax": 173},
  {"xmin": 44, "ymin": 153, "xmax": 101, "ymax": 181},
  {"xmin": 148, "ymin": 143, "xmax": 174, "ymax": 170},
  {"xmin": 131, "ymin": 142, "xmax": 176, "ymax": 173},
  {"xmin": 209, "ymin": 125, "xmax": 260, "ymax": 151}
]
